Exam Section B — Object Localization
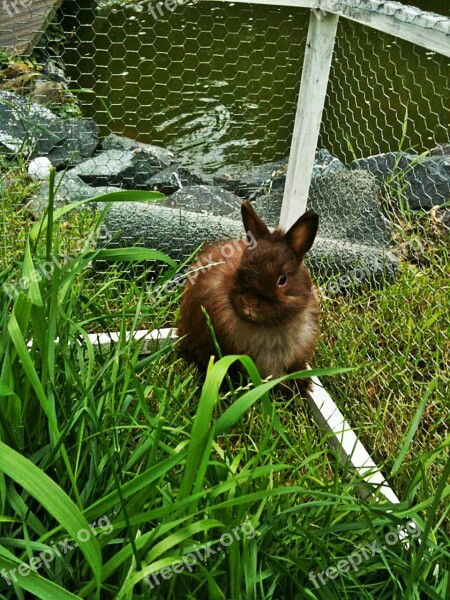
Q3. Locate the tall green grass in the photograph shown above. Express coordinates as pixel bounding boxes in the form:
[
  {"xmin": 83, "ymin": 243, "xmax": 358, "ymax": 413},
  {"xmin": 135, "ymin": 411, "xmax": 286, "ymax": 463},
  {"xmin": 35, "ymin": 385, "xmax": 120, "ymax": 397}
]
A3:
[{"xmin": 0, "ymin": 185, "xmax": 448, "ymax": 599}]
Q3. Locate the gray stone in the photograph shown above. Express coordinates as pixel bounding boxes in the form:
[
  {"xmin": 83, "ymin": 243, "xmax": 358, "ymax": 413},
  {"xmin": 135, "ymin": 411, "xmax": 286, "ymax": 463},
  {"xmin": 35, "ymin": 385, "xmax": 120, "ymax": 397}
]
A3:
[
  {"xmin": 101, "ymin": 133, "xmax": 177, "ymax": 167},
  {"xmin": 163, "ymin": 185, "xmax": 242, "ymax": 216},
  {"xmin": 42, "ymin": 57, "xmax": 67, "ymax": 83},
  {"xmin": 312, "ymin": 148, "xmax": 347, "ymax": 178},
  {"xmin": 39, "ymin": 119, "xmax": 99, "ymax": 168},
  {"xmin": 0, "ymin": 90, "xmax": 98, "ymax": 167},
  {"xmin": 351, "ymin": 151, "xmax": 450, "ymax": 210},
  {"xmin": 309, "ymin": 170, "xmax": 391, "ymax": 245},
  {"xmin": 213, "ymin": 149, "xmax": 346, "ymax": 199},
  {"xmin": 249, "ymin": 170, "xmax": 392, "ymax": 246},
  {"xmin": 103, "ymin": 204, "xmax": 243, "ymax": 258},
  {"xmin": 351, "ymin": 152, "xmax": 412, "ymax": 181},
  {"xmin": 28, "ymin": 171, "xmax": 121, "ymax": 217},
  {"xmin": 430, "ymin": 144, "xmax": 450, "ymax": 157},
  {"xmin": 213, "ymin": 158, "xmax": 289, "ymax": 199},
  {"xmin": 144, "ymin": 166, "xmax": 205, "ymax": 195},
  {"xmin": 0, "ymin": 90, "xmax": 55, "ymax": 153},
  {"xmin": 69, "ymin": 148, "xmax": 167, "ymax": 188}
]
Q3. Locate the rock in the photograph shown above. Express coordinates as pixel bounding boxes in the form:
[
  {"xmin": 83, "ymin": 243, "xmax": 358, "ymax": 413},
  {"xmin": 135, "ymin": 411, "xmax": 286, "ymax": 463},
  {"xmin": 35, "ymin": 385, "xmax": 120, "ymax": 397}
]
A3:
[
  {"xmin": 28, "ymin": 171, "xmax": 121, "ymax": 217},
  {"xmin": 430, "ymin": 144, "xmax": 450, "ymax": 157},
  {"xmin": 247, "ymin": 171, "xmax": 392, "ymax": 246},
  {"xmin": 351, "ymin": 151, "xmax": 450, "ymax": 210},
  {"xmin": 103, "ymin": 204, "xmax": 244, "ymax": 259},
  {"xmin": 213, "ymin": 158, "xmax": 288, "ymax": 199},
  {"xmin": 42, "ymin": 58, "xmax": 67, "ymax": 83},
  {"xmin": 0, "ymin": 90, "xmax": 98, "ymax": 167},
  {"xmin": 312, "ymin": 148, "xmax": 347, "ymax": 177},
  {"xmin": 309, "ymin": 170, "xmax": 391, "ymax": 245},
  {"xmin": 100, "ymin": 203, "xmax": 398, "ymax": 287},
  {"xmin": 28, "ymin": 156, "xmax": 52, "ymax": 180},
  {"xmin": 40, "ymin": 119, "xmax": 99, "ymax": 168},
  {"xmin": 30, "ymin": 79, "xmax": 66, "ymax": 106},
  {"xmin": 213, "ymin": 149, "xmax": 346, "ymax": 199},
  {"xmin": 0, "ymin": 90, "xmax": 54, "ymax": 153},
  {"xmin": 144, "ymin": 166, "xmax": 205, "ymax": 195},
  {"xmin": 69, "ymin": 148, "xmax": 168, "ymax": 188},
  {"xmin": 351, "ymin": 152, "xmax": 410, "ymax": 180},
  {"xmin": 163, "ymin": 185, "xmax": 242, "ymax": 216},
  {"xmin": 101, "ymin": 133, "xmax": 177, "ymax": 167},
  {"xmin": 246, "ymin": 192, "xmax": 282, "ymax": 226}
]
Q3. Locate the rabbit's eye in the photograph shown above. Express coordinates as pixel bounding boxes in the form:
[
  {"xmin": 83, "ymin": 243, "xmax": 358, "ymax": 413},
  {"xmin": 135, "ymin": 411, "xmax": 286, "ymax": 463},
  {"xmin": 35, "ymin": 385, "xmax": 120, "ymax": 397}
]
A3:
[{"xmin": 277, "ymin": 274, "xmax": 287, "ymax": 286}]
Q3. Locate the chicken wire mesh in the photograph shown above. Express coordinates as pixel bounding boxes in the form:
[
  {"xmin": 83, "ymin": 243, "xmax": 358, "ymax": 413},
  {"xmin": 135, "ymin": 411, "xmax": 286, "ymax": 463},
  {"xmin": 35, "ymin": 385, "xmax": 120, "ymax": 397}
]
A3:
[
  {"xmin": 0, "ymin": 2, "xmax": 449, "ymax": 475},
  {"xmin": 315, "ymin": 6, "xmax": 449, "ymax": 470}
]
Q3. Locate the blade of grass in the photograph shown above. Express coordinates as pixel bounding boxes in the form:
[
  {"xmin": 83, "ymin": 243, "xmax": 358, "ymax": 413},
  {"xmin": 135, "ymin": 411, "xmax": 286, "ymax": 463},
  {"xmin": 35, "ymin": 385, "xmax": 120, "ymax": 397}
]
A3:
[
  {"xmin": 30, "ymin": 190, "xmax": 165, "ymax": 242},
  {"xmin": 0, "ymin": 552, "xmax": 81, "ymax": 599},
  {"xmin": 391, "ymin": 377, "xmax": 438, "ymax": 475},
  {"xmin": 0, "ymin": 443, "xmax": 102, "ymax": 591}
]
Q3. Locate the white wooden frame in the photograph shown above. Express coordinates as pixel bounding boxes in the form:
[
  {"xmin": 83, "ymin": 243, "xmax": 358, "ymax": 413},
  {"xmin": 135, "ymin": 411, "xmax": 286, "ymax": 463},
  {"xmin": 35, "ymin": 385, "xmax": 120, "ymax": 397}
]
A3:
[{"xmin": 280, "ymin": 10, "xmax": 339, "ymax": 229}]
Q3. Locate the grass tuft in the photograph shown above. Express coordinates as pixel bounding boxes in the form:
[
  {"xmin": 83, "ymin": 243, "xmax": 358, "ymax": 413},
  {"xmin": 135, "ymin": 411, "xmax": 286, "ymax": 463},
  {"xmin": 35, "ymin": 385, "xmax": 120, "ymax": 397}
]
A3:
[{"xmin": 0, "ymin": 163, "xmax": 448, "ymax": 598}]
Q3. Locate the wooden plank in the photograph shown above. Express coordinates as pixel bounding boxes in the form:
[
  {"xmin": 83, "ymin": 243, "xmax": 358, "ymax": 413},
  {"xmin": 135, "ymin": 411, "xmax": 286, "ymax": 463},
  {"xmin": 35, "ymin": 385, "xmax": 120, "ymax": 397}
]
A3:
[
  {"xmin": 86, "ymin": 326, "xmax": 403, "ymax": 504},
  {"xmin": 322, "ymin": 0, "xmax": 450, "ymax": 58},
  {"xmin": 0, "ymin": 0, "xmax": 62, "ymax": 55},
  {"xmin": 210, "ymin": 0, "xmax": 318, "ymax": 7},
  {"xmin": 280, "ymin": 10, "xmax": 339, "ymax": 229},
  {"xmin": 212, "ymin": 1, "xmax": 450, "ymax": 57},
  {"xmin": 86, "ymin": 327, "xmax": 178, "ymax": 354},
  {"xmin": 306, "ymin": 374, "xmax": 400, "ymax": 503}
]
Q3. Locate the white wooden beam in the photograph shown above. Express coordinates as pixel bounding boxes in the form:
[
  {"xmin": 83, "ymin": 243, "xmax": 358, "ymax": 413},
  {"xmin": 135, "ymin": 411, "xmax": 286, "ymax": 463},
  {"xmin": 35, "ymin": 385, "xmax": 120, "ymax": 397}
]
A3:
[
  {"xmin": 209, "ymin": 0, "xmax": 318, "ymax": 7},
  {"xmin": 86, "ymin": 327, "xmax": 177, "ymax": 354},
  {"xmin": 83, "ymin": 326, "xmax": 401, "ymax": 504},
  {"xmin": 280, "ymin": 10, "xmax": 339, "ymax": 229},
  {"xmin": 210, "ymin": 1, "xmax": 450, "ymax": 57},
  {"xmin": 323, "ymin": 0, "xmax": 450, "ymax": 58},
  {"xmin": 306, "ymin": 374, "xmax": 400, "ymax": 503}
]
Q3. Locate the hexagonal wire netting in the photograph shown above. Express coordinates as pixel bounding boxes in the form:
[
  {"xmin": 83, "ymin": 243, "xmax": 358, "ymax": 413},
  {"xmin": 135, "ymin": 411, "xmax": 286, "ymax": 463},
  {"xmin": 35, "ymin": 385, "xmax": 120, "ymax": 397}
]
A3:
[{"xmin": 0, "ymin": 1, "xmax": 448, "ymax": 469}]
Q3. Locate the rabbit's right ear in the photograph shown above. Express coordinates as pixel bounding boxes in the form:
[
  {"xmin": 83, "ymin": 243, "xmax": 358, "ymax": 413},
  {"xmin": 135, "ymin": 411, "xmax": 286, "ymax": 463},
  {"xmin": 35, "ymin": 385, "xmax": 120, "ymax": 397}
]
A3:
[
  {"xmin": 284, "ymin": 209, "xmax": 319, "ymax": 259},
  {"xmin": 241, "ymin": 201, "xmax": 270, "ymax": 241}
]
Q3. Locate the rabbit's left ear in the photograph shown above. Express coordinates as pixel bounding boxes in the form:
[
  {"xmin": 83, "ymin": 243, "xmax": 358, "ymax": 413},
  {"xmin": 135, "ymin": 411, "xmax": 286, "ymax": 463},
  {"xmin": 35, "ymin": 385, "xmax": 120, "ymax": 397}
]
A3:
[
  {"xmin": 241, "ymin": 201, "xmax": 270, "ymax": 241},
  {"xmin": 284, "ymin": 210, "xmax": 319, "ymax": 259}
]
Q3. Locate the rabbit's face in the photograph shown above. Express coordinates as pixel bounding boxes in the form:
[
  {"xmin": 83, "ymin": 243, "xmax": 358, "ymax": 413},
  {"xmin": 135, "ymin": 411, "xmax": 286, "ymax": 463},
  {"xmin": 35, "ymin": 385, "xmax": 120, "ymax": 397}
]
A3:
[{"xmin": 230, "ymin": 239, "xmax": 312, "ymax": 325}]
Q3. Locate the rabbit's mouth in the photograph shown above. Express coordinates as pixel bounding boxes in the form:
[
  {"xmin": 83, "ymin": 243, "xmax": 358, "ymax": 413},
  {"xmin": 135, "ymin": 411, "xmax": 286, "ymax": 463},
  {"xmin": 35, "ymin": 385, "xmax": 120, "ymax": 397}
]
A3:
[
  {"xmin": 242, "ymin": 308, "xmax": 258, "ymax": 322},
  {"xmin": 235, "ymin": 298, "xmax": 282, "ymax": 325},
  {"xmin": 237, "ymin": 303, "xmax": 263, "ymax": 323}
]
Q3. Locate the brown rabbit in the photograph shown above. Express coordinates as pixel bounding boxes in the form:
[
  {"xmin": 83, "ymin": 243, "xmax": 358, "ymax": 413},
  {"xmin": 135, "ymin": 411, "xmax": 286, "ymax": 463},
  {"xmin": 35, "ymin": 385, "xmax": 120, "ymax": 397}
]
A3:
[{"xmin": 177, "ymin": 201, "xmax": 320, "ymax": 392}]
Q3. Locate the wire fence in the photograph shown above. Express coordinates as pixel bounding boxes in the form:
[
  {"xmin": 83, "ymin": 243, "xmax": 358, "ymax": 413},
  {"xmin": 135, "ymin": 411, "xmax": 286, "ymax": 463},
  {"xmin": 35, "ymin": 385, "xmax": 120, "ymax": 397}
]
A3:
[{"xmin": 0, "ymin": 1, "xmax": 449, "ymax": 477}]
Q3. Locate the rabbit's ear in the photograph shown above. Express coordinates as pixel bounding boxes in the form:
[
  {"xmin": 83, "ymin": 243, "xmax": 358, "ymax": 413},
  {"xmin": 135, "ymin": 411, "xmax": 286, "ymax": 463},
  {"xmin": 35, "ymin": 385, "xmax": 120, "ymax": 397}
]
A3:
[
  {"xmin": 241, "ymin": 201, "xmax": 270, "ymax": 241},
  {"xmin": 284, "ymin": 210, "xmax": 319, "ymax": 259}
]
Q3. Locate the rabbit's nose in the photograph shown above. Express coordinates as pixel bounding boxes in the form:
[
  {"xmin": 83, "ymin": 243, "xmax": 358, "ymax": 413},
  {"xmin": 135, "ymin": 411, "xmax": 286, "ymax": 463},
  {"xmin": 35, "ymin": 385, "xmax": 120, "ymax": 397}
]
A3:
[{"xmin": 242, "ymin": 299, "xmax": 257, "ymax": 320}]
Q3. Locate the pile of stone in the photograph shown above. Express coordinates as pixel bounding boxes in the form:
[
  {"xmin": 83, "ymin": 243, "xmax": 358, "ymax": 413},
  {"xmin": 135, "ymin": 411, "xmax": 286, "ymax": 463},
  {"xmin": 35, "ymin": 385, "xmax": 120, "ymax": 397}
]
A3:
[{"xmin": 1, "ymin": 89, "xmax": 449, "ymax": 291}]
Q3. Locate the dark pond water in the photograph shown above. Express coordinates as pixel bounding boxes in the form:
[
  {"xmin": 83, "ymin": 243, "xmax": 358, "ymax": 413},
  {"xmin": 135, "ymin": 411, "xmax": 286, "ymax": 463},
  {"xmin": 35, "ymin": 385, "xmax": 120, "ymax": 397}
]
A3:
[{"xmin": 62, "ymin": 1, "xmax": 449, "ymax": 173}]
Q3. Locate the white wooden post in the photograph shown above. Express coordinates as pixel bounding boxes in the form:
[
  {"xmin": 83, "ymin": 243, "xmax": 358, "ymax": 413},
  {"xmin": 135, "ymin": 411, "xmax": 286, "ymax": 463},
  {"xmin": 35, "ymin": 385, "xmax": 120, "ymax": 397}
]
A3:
[
  {"xmin": 80, "ymin": 326, "xmax": 404, "ymax": 505},
  {"xmin": 280, "ymin": 10, "xmax": 339, "ymax": 230}
]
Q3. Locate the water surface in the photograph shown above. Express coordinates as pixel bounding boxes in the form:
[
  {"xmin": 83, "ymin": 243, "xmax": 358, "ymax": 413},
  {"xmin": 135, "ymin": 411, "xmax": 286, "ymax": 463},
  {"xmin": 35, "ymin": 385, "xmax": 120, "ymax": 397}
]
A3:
[{"xmin": 62, "ymin": 0, "xmax": 449, "ymax": 173}]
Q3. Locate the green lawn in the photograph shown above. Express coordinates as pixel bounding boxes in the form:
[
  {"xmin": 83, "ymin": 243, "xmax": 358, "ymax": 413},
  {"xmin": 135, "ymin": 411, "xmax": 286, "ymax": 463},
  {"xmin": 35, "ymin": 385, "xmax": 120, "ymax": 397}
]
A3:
[{"xmin": 0, "ymin": 161, "xmax": 448, "ymax": 599}]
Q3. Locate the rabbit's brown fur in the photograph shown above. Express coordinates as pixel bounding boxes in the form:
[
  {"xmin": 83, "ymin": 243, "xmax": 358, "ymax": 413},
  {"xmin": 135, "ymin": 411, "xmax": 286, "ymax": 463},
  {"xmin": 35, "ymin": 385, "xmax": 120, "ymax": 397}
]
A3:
[{"xmin": 177, "ymin": 201, "xmax": 320, "ymax": 389}]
